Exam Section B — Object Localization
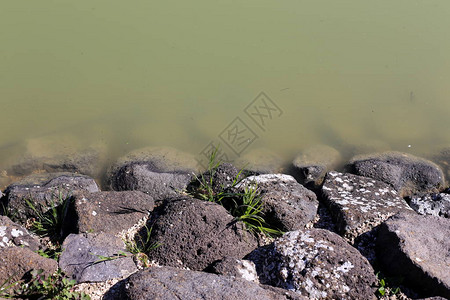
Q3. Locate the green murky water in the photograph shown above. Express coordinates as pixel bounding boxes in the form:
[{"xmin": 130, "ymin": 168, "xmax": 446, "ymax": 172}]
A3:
[{"xmin": 1, "ymin": 1, "xmax": 449, "ymax": 186}]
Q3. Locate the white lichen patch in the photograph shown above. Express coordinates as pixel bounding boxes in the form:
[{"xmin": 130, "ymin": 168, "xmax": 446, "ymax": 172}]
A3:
[
  {"xmin": 237, "ymin": 260, "xmax": 259, "ymax": 283},
  {"xmin": 11, "ymin": 228, "xmax": 24, "ymax": 237},
  {"xmin": 336, "ymin": 261, "xmax": 354, "ymax": 273},
  {"xmin": 0, "ymin": 226, "xmax": 6, "ymax": 237}
]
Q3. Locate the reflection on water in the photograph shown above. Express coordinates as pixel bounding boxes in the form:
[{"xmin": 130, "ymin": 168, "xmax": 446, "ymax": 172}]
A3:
[{"xmin": 1, "ymin": 1, "xmax": 449, "ymax": 187}]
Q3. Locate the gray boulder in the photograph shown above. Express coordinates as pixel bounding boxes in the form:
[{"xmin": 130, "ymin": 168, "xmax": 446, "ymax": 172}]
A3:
[
  {"xmin": 235, "ymin": 174, "xmax": 318, "ymax": 231},
  {"xmin": 322, "ymin": 171, "xmax": 413, "ymax": 243},
  {"xmin": 109, "ymin": 147, "xmax": 198, "ymax": 201},
  {"xmin": 349, "ymin": 151, "xmax": 445, "ymax": 197},
  {"xmin": 290, "ymin": 144, "xmax": 342, "ymax": 189},
  {"xmin": 146, "ymin": 198, "xmax": 258, "ymax": 271},
  {"xmin": 59, "ymin": 233, "xmax": 137, "ymax": 283},
  {"xmin": 115, "ymin": 266, "xmax": 306, "ymax": 300},
  {"xmin": 409, "ymin": 193, "xmax": 450, "ymax": 218},
  {"xmin": 0, "ymin": 216, "xmax": 40, "ymax": 251},
  {"xmin": 67, "ymin": 191, "xmax": 154, "ymax": 234},
  {"xmin": 1, "ymin": 172, "xmax": 99, "ymax": 223},
  {"xmin": 247, "ymin": 229, "xmax": 377, "ymax": 299},
  {"xmin": 376, "ymin": 212, "xmax": 450, "ymax": 298}
]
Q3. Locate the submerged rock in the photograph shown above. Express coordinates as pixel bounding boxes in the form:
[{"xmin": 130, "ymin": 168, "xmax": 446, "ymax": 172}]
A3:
[
  {"xmin": 376, "ymin": 212, "xmax": 450, "ymax": 298},
  {"xmin": 348, "ymin": 151, "xmax": 445, "ymax": 197},
  {"xmin": 247, "ymin": 228, "xmax": 377, "ymax": 299},
  {"xmin": 6, "ymin": 135, "xmax": 107, "ymax": 179},
  {"xmin": 108, "ymin": 147, "xmax": 197, "ymax": 201},
  {"xmin": 290, "ymin": 144, "xmax": 342, "ymax": 189},
  {"xmin": 235, "ymin": 148, "xmax": 284, "ymax": 174}
]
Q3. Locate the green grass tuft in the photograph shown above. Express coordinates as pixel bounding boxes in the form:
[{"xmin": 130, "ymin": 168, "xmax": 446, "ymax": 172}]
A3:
[{"xmin": 191, "ymin": 146, "xmax": 283, "ymax": 237}]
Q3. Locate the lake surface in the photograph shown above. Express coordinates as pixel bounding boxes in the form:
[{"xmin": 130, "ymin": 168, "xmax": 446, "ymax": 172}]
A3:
[{"xmin": 1, "ymin": 1, "xmax": 449, "ymax": 187}]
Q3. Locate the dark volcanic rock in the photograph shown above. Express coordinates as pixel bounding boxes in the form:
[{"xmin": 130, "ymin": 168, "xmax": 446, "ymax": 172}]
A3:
[
  {"xmin": 0, "ymin": 246, "xmax": 57, "ymax": 284},
  {"xmin": 322, "ymin": 171, "xmax": 413, "ymax": 243},
  {"xmin": 206, "ymin": 257, "xmax": 259, "ymax": 283},
  {"xmin": 0, "ymin": 216, "xmax": 40, "ymax": 251},
  {"xmin": 1, "ymin": 172, "xmax": 99, "ymax": 223},
  {"xmin": 376, "ymin": 212, "xmax": 450, "ymax": 298},
  {"xmin": 290, "ymin": 144, "xmax": 342, "ymax": 189},
  {"xmin": 68, "ymin": 191, "xmax": 154, "ymax": 234},
  {"xmin": 116, "ymin": 266, "xmax": 306, "ymax": 300},
  {"xmin": 236, "ymin": 174, "xmax": 318, "ymax": 231},
  {"xmin": 247, "ymin": 228, "xmax": 377, "ymax": 299},
  {"xmin": 146, "ymin": 198, "xmax": 258, "ymax": 271},
  {"xmin": 409, "ymin": 193, "xmax": 450, "ymax": 218},
  {"xmin": 59, "ymin": 233, "xmax": 137, "ymax": 283},
  {"xmin": 349, "ymin": 151, "xmax": 445, "ymax": 197},
  {"xmin": 109, "ymin": 147, "xmax": 197, "ymax": 201}
]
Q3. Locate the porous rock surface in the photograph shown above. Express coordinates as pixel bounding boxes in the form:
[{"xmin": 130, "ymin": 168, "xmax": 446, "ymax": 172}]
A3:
[
  {"xmin": 67, "ymin": 191, "xmax": 154, "ymax": 234},
  {"xmin": 321, "ymin": 171, "xmax": 413, "ymax": 243},
  {"xmin": 1, "ymin": 172, "xmax": 100, "ymax": 223},
  {"xmin": 349, "ymin": 151, "xmax": 445, "ymax": 197},
  {"xmin": 290, "ymin": 144, "xmax": 342, "ymax": 189},
  {"xmin": 146, "ymin": 198, "xmax": 258, "ymax": 271},
  {"xmin": 247, "ymin": 228, "xmax": 377, "ymax": 299},
  {"xmin": 0, "ymin": 215, "xmax": 40, "ymax": 251},
  {"xmin": 409, "ymin": 193, "xmax": 450, "ymax": 218},
  {"xmin": 114, "ymin": 266, "xmax": 306, "ymax": 300},
  {"xmin": 236, "ymin": 174, "xmax": 318, "ymax": 231},
  {"xmin": 0, "ymin": 246, "xmax": 57, "ymax": 284},
  {"xmin": 59, "ymin": 233, "xmax": 137, "ymax": 283},
  {"xmin": 376, "ymin": 212, "xmax": 450, "ymax": 298},
  {"xmin": 108, "ymin": 147, "xmax": 197, "ymax": 201}
]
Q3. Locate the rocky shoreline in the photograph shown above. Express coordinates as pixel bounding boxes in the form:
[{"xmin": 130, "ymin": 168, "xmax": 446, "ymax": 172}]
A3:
[{"xmin": 0, "ymin": 146, "xmax": 449, "ymax": 299}]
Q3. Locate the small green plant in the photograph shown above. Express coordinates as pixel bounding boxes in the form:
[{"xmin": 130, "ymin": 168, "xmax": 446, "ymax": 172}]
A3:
[
  {"xmin": 36, "ymin": 247, "xmax": 63, "ymax": 261},
  {"xmin": 191, "ymin": 146, "xmax": 283, "ymax": 237},
  {"xmin": 25, "ymin": 190, "xmax": 72, "ymax": 241},
  {"xmin": 125, "ymin": 225, "xmax": 161, "ymax": 254},
  {"xmin": 376, "ymin": 272, "xmax": 401, "ymax": 297},
  {"xmin": 90, "ymin": 251, "xmax": 129, "ymax": 266},
  {"xmin": 0, "ymin": 269, "xmax": 90, "ymax": 299},
  {"xmin": 123, "ymin": 225, "xmax": 161, "ymax": 268},
  {"xmin": 231, "ymin": 185, "xmax": 283, "ymax": 236}
]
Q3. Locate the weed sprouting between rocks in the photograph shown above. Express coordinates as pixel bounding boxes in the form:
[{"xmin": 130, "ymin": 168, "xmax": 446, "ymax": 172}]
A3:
[
  {"xmin": 0, "ymin": 268, "xmax": 90, "ymax": 300},
  {"xmin": 190, "ymin": 147, "xmax": 283, "ymax": 237},
  {"xmin": 25, "ymin": 190, "xmax": 72, "ymax": 241}
]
